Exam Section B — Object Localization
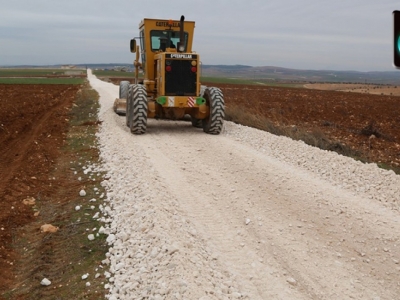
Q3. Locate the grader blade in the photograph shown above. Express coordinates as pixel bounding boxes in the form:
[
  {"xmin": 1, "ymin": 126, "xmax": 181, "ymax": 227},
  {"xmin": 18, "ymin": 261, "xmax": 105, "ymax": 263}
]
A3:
[{"xmin": 113, "ymin": 98, "xmax": 127, "ymax": 115}]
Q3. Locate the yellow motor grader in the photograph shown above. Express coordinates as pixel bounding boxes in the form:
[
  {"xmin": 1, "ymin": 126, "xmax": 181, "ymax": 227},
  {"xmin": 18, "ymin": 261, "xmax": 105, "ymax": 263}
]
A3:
[{"xmin": 113, "ymin": 15, "xmax": 224, "ymax": 134}]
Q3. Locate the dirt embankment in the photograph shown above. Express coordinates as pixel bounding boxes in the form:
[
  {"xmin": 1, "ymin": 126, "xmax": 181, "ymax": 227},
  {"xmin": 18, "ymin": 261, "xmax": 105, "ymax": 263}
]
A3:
[{"xmin": 205, "ymin": 82, "xmax": 400, "ymax": 170}]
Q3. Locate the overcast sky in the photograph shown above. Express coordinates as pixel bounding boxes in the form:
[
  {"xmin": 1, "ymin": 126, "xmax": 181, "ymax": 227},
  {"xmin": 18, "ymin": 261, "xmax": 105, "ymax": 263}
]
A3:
[{"xmin": 0, "ymin": 0, "xmax": 398, "ymax": 71}]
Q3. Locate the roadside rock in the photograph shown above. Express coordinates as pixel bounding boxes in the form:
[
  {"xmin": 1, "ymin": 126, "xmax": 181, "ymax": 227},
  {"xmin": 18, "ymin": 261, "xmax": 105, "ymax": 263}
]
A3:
[
  {"xmin": 40, "ymin": 278, "xmax": 51, "ymax": 286},
  {"xmin": 22, "ymin": 196, "xmax": 36, "ymax": 206},
  {"xmin": 40, "ymin": 224, "xmax": 59, "ymax": 233}
]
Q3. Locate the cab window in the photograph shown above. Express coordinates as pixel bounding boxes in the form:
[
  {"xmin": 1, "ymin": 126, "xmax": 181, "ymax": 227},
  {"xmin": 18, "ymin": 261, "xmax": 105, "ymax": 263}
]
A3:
[{"xmin": 150, "ymin": 30, "xmax": 188, "ymax": 51}]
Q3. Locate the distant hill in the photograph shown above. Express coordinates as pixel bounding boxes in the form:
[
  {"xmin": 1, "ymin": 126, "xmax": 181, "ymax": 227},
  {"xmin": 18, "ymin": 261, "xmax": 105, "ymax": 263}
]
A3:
[
  {"xmin": 2, "ymin": 63, "xmax": 400, "ymax": 85},
  {"xmin": 201, "ymin": 65, "xmax": 400, "ymax": 85}
]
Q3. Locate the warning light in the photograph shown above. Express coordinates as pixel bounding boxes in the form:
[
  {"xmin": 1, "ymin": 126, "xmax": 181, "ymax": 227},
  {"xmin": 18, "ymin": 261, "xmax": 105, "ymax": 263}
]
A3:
[{"xmin": 393, "ymin": 11, "xmax": 400, "ymax": 68}]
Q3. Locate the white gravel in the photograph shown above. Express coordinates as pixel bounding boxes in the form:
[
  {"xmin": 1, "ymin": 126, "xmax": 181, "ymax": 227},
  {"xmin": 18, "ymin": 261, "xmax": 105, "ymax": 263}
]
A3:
[{"xmin": 88, "ymin": 70, "xmax": 400, "ymax": 300}]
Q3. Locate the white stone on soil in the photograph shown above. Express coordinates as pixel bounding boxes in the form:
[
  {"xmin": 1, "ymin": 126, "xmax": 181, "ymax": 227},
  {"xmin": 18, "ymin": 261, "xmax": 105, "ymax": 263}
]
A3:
[{"xmin": 40, "ymin": 278, "xmax": 51, "ymax": 286}]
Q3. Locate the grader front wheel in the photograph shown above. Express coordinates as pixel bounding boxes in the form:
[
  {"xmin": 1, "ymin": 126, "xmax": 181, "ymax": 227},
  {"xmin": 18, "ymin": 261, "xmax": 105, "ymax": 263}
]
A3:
[
  {"xmin": 202, "ymin": 87, "xmax": 225, "ymax": 134},
  {"xmin": 126, "ymin": 84, "xmax": 137, "ymax": 127}
]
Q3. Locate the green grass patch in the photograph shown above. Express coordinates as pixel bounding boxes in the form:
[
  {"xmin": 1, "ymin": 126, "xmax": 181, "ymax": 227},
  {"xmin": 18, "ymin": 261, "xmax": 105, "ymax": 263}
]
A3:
[
  {"xmin": 0, "ymin": 68, "xmax": 85, "ymax": 77},
  {"xmin": 201, "ymin": 76, "xmax": 256, "ymax": 84},
  {"xmin": 0, "ymin": 68, "xmax": 65, "ymax": 77},
  {"xmin": 0, "ymin": 78, "xmax": 85, "ymax": 84},
  {"xmin": 201, "ymin": 76, "xmax": 303, "ymax": 88},
  {"xmin": 255, "ymin": 81, "xmax": 304, "ymax": 88},
  {"xmin": 49, "ymin": 84, "xmax": 108, "ymax": 299},
  {"xmin": 92, "ymin": 69, "xmax": 134, "ymax": 77},
  {"xmin": 376, "ymin": 162, "xmax": 400, "ymax": 175}
]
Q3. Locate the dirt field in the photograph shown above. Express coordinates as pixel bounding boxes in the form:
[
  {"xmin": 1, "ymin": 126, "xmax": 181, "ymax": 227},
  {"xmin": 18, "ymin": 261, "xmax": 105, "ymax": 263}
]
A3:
[
  {"xmin": 305, "ymin": 83, "xmax": 400, "ymax": 96},
  {"xmin": 0, "ymin": 84, "xmax": 80, "ymax": 295},
  {"xmin": 1, "ymin": 80, "xmax": 399, "ymax": 297}
]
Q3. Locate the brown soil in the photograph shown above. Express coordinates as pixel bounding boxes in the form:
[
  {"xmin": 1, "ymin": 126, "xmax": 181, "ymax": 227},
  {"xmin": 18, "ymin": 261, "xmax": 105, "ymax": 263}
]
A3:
[
  {"xmin": 0, "ymin": 84, "xmax": 80, "ymax": 296},
  {"xmin": 305, "ymin": 83, "xmax": 400, "ymax": 96}
]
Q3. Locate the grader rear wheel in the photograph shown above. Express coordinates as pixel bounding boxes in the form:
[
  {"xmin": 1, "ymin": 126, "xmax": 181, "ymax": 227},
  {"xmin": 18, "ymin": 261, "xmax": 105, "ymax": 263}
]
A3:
[
  {"xmin": 202, "ymin": 87, "xmax": 225, "ymax": 134},
  {"xmin": 119, "ymin": 81, "xmax": 130, "ymax": 99},
  {"xmin": 128, "ymin": 85, "xmax": 148, "ymax": 134}
]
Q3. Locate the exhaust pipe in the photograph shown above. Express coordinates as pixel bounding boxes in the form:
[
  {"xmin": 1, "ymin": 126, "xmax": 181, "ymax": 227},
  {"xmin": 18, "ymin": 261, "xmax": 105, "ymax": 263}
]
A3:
[{"xmin": 178, "ymin": 15, "xmax": 185, "ymax": 52}]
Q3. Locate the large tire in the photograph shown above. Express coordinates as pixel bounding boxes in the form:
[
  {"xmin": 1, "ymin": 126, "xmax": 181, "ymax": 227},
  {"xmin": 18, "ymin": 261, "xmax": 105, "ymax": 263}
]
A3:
[
  {"xmin": 118, "ymin": 81, "xmax": 130, "ymax": 124},
  {"xmin": 128, "ymin": 85, "xmax": 148, "ymax": 134},
  {"xmin": 119, "ymin": 81, "xmax": 130, "ymax": 99},
  {"xmin": 126, "ymin": 84, "xmax": 137, "ymax": 127},
  {"xmin": 202, "ymin": 87, "xmax": 225, "ymax": 134}
]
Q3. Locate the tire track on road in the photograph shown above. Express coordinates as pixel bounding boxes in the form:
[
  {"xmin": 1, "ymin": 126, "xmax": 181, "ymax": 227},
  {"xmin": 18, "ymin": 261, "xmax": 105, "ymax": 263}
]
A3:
[
  {"xmin": 132, "ymin": 121, "xmax": 311, "ymax": 299},
  {"xmin": 122, "ymin": 118, "xmax": 400, "ymax": 300}
]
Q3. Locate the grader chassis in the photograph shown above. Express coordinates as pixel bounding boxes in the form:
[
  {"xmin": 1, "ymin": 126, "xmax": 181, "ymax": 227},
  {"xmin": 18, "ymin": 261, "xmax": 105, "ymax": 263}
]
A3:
[{"xmin": 114, "ymin": 15, "xmax": 225, "ymax": 134}]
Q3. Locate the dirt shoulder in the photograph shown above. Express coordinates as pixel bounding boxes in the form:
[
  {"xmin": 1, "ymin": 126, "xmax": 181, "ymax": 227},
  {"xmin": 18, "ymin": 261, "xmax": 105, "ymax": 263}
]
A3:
[{"xmin": 0, "ymin": 84, "xmax": 107, "ymax": 299}]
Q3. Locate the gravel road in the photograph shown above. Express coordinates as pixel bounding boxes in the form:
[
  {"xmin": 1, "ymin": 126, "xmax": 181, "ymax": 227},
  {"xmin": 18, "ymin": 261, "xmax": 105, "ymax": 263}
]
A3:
[{"xmin": 88, "ymin": 70, "xmax": 400, "ymax": 300}]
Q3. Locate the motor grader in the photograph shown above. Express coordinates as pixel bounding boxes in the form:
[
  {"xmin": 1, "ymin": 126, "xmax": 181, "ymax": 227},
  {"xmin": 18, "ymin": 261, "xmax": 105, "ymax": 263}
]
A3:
[{"xmin": 113, "ymin": 15, "xmax": 225, "ymax": 134}]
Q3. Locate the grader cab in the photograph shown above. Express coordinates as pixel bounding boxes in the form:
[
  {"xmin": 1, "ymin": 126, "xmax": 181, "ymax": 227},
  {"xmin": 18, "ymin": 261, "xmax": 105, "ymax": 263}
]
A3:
[{"xmin": 114, "ymin": 15, "xmax": 225, "ymax": 134}]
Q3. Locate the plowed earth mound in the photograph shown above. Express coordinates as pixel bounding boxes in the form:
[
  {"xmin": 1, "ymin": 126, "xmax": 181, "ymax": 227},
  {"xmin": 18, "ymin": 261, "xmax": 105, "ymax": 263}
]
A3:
[
  {"xmin": 0, "ymin": 84, "xmax": 80, "ymax": 292},
  {"xmin": 207, "ymin": 83, "xmax": 400, "ymax": 169}
]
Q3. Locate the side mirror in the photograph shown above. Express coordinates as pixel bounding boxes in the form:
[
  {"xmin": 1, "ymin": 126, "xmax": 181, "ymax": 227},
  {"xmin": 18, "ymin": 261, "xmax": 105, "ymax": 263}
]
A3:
[{"xmin": 130, "ymin": 39, "xmax": 136, "ymax": 53}]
